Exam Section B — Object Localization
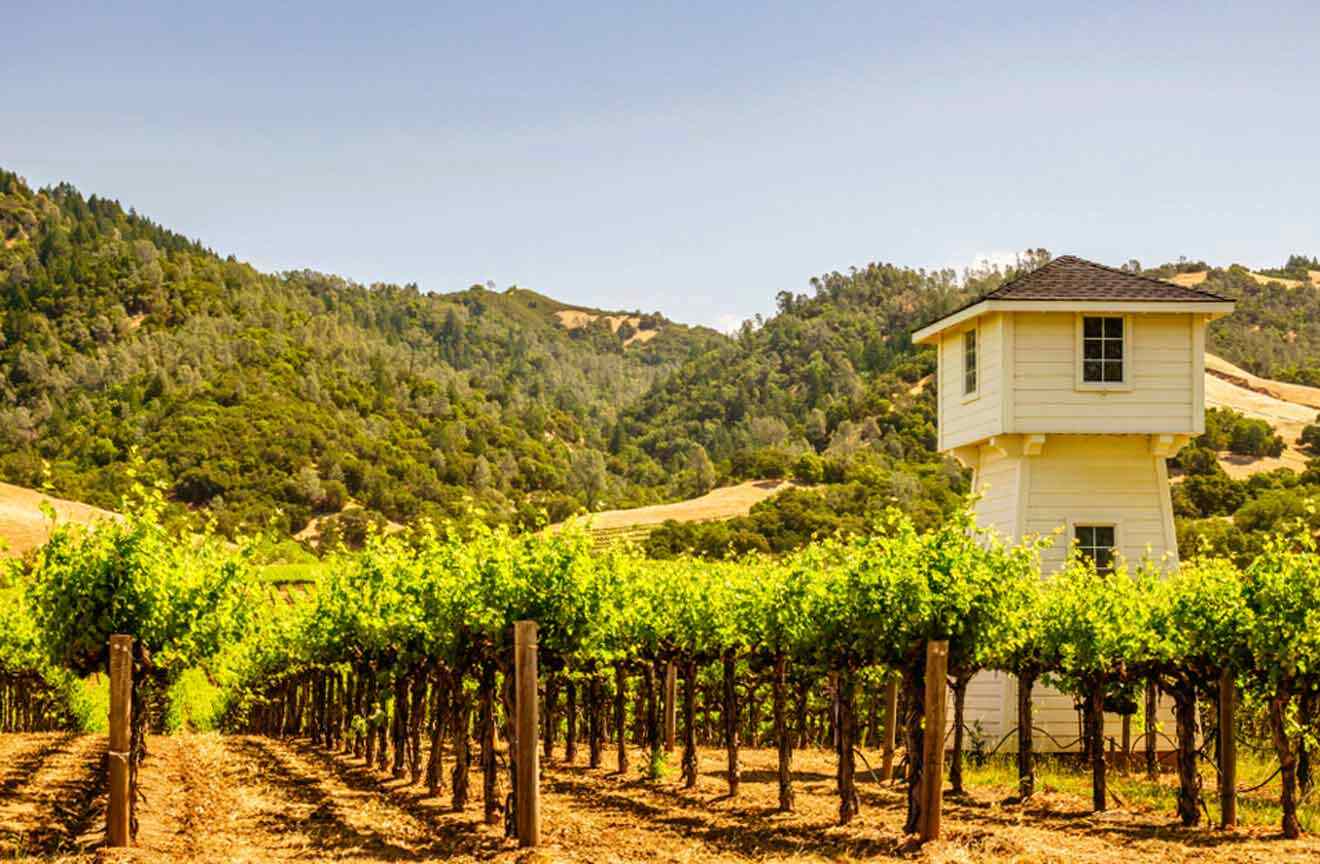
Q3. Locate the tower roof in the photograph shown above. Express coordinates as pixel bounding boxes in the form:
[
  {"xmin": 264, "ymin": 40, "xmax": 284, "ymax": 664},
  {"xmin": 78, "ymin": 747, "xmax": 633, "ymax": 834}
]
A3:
[
  {"xmin": 911, "ymin": 255, "xmax": 1234, "ymax": 344},
  {"xmin": 980, "ymin": 255, "xmax": 1231, "ymax": 303}
]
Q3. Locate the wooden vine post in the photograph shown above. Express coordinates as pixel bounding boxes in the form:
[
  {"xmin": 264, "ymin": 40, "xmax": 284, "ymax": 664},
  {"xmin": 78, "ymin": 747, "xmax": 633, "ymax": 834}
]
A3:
[
  {"xmin": 920, "ymin": 640, "xmax": 949, "ymax": 843},
  {"xmin": 1219, "ymin": 669, "xmax": 1237, "ymax": 829},
  {"xmin": 880, "ymin": 675, "xmax": 899, "ymax": 781},
  {"xmin": 108, "ymin": 634, "xmax": 133, "ymax": 847},
  {"xmin": 514, "ymin": 621, "xmax": 541, "ymax": 847}
]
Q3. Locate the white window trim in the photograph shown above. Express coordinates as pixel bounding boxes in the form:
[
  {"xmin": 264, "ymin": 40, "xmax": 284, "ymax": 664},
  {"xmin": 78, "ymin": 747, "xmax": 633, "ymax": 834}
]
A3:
[
  {"xmin": 1066, "ymin": 517, "xmax": 1123, "ymax": 571},
  {"xmin": 1074, "ymin": 313, "xmax": 1133, "ymax": 392},
  {"xmin": 960, "ymin": 323, "xmax": 980, "ymax": 403}
]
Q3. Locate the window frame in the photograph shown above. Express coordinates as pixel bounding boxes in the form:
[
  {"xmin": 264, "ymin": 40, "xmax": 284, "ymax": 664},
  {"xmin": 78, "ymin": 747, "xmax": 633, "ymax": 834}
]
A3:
[
  {"xmin": 1074, "ymin": 313, "xmax": 1133, "ymax": 391},
  {"xmin": 1067, "ymin": 519, "xmax": 1121, "ymax": 575},
  {"xmin": 960, "ymin": 324, "xmax": 980, "ymax": 402}
]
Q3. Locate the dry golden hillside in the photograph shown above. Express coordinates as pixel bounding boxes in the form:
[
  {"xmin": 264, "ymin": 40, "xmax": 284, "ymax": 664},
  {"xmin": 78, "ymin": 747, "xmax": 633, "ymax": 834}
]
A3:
[
  {"xmin": 0, "ymin": 482, "xmax": 119, "ymax": 557},
  {"xmin": 553, "ymin": 309, "xmax": 658, "ymax": 346},
  {"xmin": 1205, "ymin": 355, "xmax": 1320, "ymax": 478},
  {"xmin": 551, "ymin": 479, "xmax": 796, "ymax": 545},
  {"xmin": 1167, "ymin": 269, "xmax": 1320, "ymax": 289}
]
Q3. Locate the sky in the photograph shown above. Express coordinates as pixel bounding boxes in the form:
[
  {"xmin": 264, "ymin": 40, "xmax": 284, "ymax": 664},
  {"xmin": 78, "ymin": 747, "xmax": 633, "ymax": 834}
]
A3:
[{"xmin": 4, "ymin": 2, "xmax": 1319, "ymax": 330}]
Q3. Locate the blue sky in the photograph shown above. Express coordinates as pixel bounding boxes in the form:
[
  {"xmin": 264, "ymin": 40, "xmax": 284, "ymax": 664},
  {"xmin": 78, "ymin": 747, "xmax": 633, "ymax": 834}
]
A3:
[{"xmin": 4, "ymin": 1, "xmax": 1319, "ymax": 329}]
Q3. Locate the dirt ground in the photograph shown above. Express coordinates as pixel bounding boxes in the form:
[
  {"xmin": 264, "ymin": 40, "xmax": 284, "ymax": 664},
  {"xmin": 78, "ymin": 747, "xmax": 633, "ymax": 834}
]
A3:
[
  {"xmin": 2, "ymin": 734, "xmax": 1317, "ymax": 863},
  {"xmin": 0, "ymin": 732, "xmax": 107, "ymax": 859}
]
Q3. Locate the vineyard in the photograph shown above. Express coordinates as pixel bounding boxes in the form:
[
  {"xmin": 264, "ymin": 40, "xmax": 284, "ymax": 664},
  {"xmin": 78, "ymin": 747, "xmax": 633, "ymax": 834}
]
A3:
[{"xmin": 2, "ymin": 485, "xmax": 1320, "ymax": 861}]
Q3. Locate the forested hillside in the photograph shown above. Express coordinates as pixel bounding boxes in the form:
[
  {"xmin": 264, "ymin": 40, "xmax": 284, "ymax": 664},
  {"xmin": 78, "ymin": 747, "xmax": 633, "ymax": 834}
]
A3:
[
  {"xmin": 1147, "ymin": 257, "xmax": 1320, "ymax": 383},
  {"xmin": 0, "ymin": 169, "xmax": 721, "ymax": 536},
  {"xmin": 621, "ymin": 254, "xmax": 1047, "ymax": 553},
  {"xmin": 6, "ymin": 166, "xmax": 1320, "ymax": 558}
]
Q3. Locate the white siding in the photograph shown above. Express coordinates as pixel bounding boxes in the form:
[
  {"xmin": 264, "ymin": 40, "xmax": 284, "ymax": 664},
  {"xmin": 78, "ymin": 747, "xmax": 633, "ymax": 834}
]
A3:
[
  {"xmin": 962, "ymin": 674, "xmax": 1179, "ymax": 754},
  {"xmin": 1012, "ymin": 312, "xmax": 1199, "ymax": 435},
  {"xmin": 939, "ymin": 313, "xmax": 1004, "ymax": 450},
  {"xmin": 1022, "ymin": 435, "xmax": 1174, "ymax": 573},
  {"xmin": 971, "ymin": 446, "xmax": 1021, "ymax": 542},
  {"xmin": 955, "ymin": 670, "xmax": 1015, "ymax": 746}
]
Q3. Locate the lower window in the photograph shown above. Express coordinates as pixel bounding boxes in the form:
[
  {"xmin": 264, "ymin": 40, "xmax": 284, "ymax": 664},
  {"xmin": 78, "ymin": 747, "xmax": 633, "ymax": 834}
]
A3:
[{"xmin": 1074, "ymin": 525, "xmax": 1116, "ymax": 574}]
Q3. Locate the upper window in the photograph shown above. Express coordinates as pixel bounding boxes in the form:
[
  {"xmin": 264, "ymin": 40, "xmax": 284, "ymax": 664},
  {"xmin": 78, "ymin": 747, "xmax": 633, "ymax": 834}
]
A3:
[
  {"xmin": 1075, "ymin": 524, "xmax": 1116, "ymax": 574},
  {"xmin": 962, "ymin": 329, "xmax": 977, "ymax": 395},
  {"xmin": 1082, "ymin": 316, "xmax": 1124, "ymax": 383}
]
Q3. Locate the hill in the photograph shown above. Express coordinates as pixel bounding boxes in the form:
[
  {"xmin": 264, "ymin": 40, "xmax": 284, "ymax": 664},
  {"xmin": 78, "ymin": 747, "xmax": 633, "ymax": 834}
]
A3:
[
  {"xmin": 0, "ymin": 481, "xmax": 118, "ymax": 557},
  {"xmin": 5, "ymin": 166, "xmax": 1320, "ymax": 561},
  {"xmin": 552, "ymin": 478, "xmax": 796, "ymax": 546},
  {"xmin": 0, "ymin": 168, "xmax": 722, "ymax": 537},
  {"xmin": 1204, "ymin": 355, "xmax": 1315, "ymax": 477}
]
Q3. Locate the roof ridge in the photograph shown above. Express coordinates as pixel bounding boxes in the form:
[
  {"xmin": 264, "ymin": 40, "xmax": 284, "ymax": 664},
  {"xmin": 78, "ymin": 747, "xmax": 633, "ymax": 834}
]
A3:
[
  {"xmin": 1060, "ymin": 255, "xmax": 1232, "ymax": 302},
  {"xmin": 988, "ymin": 254, "xmax": 1231, "ymax": 302},
  {"xmin": 911, "ymin": 253, "xmax": 1235, "ymax": 338}
]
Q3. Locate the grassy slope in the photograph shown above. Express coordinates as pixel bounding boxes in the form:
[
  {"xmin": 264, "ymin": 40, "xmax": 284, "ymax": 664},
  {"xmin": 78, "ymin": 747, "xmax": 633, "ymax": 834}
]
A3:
[
  {"xmin": 551, "ymin": 478, "xmax": 797, "ymax": 545},
  {"xmin": 1205, "ymin": 354, "xmax": 1319, "ymax": 477},
  {"xmin": 0, "ymin": 481, "xmax": 118, "ymax": 557}
]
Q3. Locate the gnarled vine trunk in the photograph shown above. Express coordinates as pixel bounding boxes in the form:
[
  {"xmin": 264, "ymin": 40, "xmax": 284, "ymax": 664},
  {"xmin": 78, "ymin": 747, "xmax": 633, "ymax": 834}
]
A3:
[
  {"xmin": 1270, "ymin": 693, "xmax": 1301, "ymax": 839},
  {"xmin": 1144, "ymin": 679, "xmax": 1158, "ymax": 779},
  {"xmin": 836, "ymin": 667, "xmax": 859, "ymax": 824},
  {"xmin": 343, "ymin": 671, "xmax": 357, "ymax": 754},
  {"xmin": 773, "ymin": 653, "xmax": 794, "ymax": 812},
  {"xmin": 391, "ymin": 673, "xmax": 409, "ymax": 778},
  {"xmin": 1016, "ymin": 671, "xmax": 1036, "ymax": 799},
  {"xmin": 426, "ymin": 667, "xmax": 449, "ymax": 795},
  {"xmin": 645, "ymin": 658, "xmax": 663, "ymax": 778},
  {"xmin": 901, "ymin": 664, "xmax": 925, "ymax": 834},
  {"xmin": 544, "ymin": 674, "xmax": 559, "ymax": 762},
  {"xmin": 564, "ymin": 677, "xmax": 578, "ymax": 763},
  {"xmin": 361, "ymin": 670, "xmax": 375, "ymax": 760},
  {"xmin": 501, "ymin": 660, "xmax": 517, "ymax": 838},
  {"xmin": 451, "ymin": 671, "xmax": 472, "ymax": 811},
  {"xmin": 408, "ymin": 669, "xmax": 427, "ymax": 784},
  {"xmin": 1170, "ymin": 680, "xmax": 1201, "ymax": 826},
  {"xmin": 588, "ymin": 673, "xmax": 604, "ymax": 768},
  {"xmin": 723, "ymin": 649, "xmax": 739, "ymax": 796},
  {"xmin": 794, "ymin": 677, "xmax": 810, "ymax": 750},
  {"xmin": 682, "ymin": 658, "xmax": 698, "ymax": 788},
  {"xmin": 614, "ymin": 663, "xmax": 629, "ymax": 774},
  {"xmin": 479, "ymin": 661, "xmax": 500, "ymax": 825},
  {"xmin": 949, "ymin": 675, "xmax": 968, "ymax": 795},
  {"xmin": 1088, "ymin": 678, "xmax": 1106, "ymax": 812}
]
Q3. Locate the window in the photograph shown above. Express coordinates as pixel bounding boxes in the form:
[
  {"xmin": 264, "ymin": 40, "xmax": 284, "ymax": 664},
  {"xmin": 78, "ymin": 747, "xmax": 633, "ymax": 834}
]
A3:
[
  {"xmin": 963, "ymin": 329, "xmax": 977, "ymax": 396},
  {"xmin": 1082, "ymin": 316, "xmax": 1124, "ymax": 383},
  {"xmin": 1075, "ymin": 525, "xmax": 1116, "ymax": 574}
]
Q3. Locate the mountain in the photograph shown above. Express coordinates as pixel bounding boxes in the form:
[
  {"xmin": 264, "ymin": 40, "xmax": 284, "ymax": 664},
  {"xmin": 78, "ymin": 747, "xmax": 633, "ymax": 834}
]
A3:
[{"xmin": 0, "ymin": 169, "xmax": 722, "ymax": 537}]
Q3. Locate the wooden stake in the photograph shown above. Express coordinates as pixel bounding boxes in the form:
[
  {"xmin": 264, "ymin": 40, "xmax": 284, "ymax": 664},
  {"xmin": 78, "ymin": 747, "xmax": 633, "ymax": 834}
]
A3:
[
  {"xmin": 514, "ymin": 621, "xmax": 540, "ymax": 847},
  {"xmin": 108, "ymin": 635, "xmax": 133, "ymax": 847},
  {"xmin": 880, "ymin": 675, "xmax": 899, "ymax": 781},
  {"xmin": 920, "ymin": 641, "xmax": 948, "ymax": 843},
  {"xmin": 1219, "ymin": 669, "xmax": 1237, "ymax": 828}
]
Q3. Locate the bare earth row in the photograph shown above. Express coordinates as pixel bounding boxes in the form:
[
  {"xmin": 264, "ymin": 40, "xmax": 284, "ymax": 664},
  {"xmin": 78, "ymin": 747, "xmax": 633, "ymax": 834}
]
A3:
[{"xmin": 1, "ymin": 733, "xmax": 1317, "ymax": 863}]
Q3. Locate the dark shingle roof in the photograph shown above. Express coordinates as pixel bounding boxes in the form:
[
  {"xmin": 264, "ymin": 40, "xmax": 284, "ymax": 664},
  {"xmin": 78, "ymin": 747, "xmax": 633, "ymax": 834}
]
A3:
[{"xmin": 915, "ymin": 255, "xmax": 1232, "ymax": 336}]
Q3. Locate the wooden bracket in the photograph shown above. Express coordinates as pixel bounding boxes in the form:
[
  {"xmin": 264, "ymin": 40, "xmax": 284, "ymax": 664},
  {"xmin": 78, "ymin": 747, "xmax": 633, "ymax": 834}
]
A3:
[
  {"xmin": 1150, "ymin": 434, "xmax": 1189, "ymax": 458},
  {"xmin": 1023, "ymin": 434, "xmax": 1046, "ymax": 457}
]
